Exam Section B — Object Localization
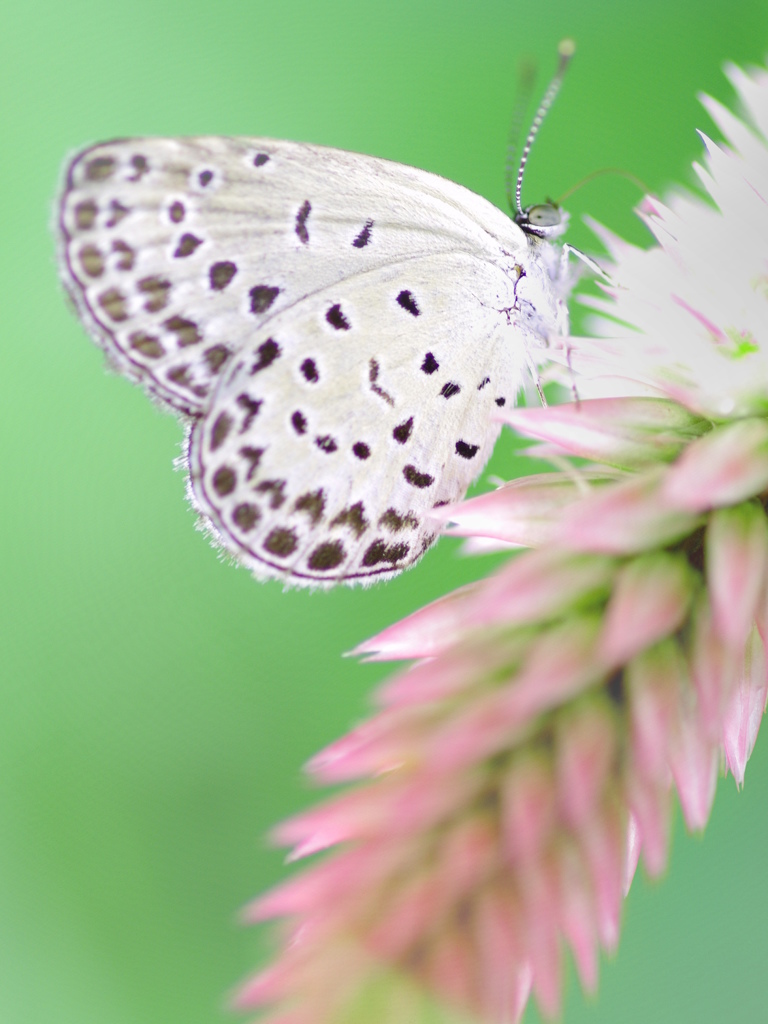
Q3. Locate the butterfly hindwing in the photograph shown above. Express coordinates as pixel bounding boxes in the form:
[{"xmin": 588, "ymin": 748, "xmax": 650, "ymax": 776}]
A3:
[{"xmin": 188, "ymin": 251, "xmax": 528, "ymax": 584}]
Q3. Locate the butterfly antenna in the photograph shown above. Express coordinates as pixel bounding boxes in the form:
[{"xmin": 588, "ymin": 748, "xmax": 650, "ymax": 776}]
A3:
[
  {"xmin": 504, "ymin": 56, "xmax": 537, "ymax": 213},
  {"xmin": 507, "ymin": 38, "xmax": 575, "ymax": 216}
]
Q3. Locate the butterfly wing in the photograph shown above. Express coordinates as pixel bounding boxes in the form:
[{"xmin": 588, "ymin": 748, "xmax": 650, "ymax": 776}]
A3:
[
  {"xmin": 188, "ymin": 250, "xmax": 528, "ymax": 584},
  {"xmin": 58, "ymin": 137, "xmax": 534, "ymax": 416},
  {"xmin": 58, "ymin": 136, "xmax": 566, "ymax": 584}
]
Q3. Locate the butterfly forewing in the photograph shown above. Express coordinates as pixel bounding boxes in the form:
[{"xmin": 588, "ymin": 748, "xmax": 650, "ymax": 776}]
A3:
[{"xmin": 58, "ymin": 136, "xmax": 565, "ymax": 585}]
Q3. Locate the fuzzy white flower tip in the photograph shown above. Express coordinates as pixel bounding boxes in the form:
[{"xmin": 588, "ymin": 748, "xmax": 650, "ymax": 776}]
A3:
[{"xmin": 569, "ymin": 61, "xmax": 768, "ymax": 418}]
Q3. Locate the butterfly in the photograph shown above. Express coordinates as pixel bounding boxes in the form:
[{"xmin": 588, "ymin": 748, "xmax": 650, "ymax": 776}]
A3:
[{"xmin": 56, "ymin": 50, "xmax": 575, "ymax": 587}]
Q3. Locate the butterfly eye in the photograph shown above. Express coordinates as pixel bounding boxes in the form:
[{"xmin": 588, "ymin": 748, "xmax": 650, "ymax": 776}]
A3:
[
  {"xmin": 515, "ymin": 202, "xmax": 566, "ymax": 240},
  {"xmin": 527, "ymin": 203, "xmax": 561, "ymax": 227}
]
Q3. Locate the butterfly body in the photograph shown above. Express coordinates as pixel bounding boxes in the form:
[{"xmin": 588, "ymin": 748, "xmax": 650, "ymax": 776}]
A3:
[{"xmin": 58, "ymin": 137, "xmax": 570, "ymax": 585}]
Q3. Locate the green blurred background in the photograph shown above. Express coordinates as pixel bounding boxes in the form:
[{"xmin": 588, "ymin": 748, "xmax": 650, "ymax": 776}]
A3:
[{"xmin": 3, "ymin": 1, "xmax": 768, "ymax": 1022}]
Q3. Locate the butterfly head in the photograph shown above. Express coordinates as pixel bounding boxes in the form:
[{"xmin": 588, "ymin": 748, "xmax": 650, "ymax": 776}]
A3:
[{"xmin": 515, "ymin": 202, "xmax": 569, "ymax": 241}]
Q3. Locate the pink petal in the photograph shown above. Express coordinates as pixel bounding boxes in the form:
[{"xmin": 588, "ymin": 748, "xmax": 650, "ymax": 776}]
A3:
[
  {"xmin": 722, "ymin": 626, "xmax": 768, "ymax": 785},
  {"xmin": 599, "ymin": 552, "xmax": 693, "ymax": 666},
  {"xmin": 581, "ymin": 807, "xmax": 625, "ymax": 953},
  {"xmin": 243, "ymin": 857, "xmax": 349, "ymax": 922},
  {"xmin": 706, "ymin": 502, "xmax": 768, "ymax": 650},
  {"xmin": 503, "ymin": 397, "xmax": 704, "ymax": 468},
  {"xmin": 500, "ymin": 753, "xmax": 556, "ymax": 863},
  {"xmin": 288, "ymin": 769, "xmax": 485, "ymax": 855},
  {"xmin": 555, "ymin": 698, "xmax": 617, "ymax": 829},
  {"xmin": 423, "ymin": 930, "xmax": 478, "ymax": 1016},
  {"xmin": 354, "ymin": 548, "xmax": 614, "ymax": 665},
  {"xmin": 557, "ymin": 842, "xmax": 600, "ymax": 992},
  {"xmin": 668, "ymin": 715, "xmax": 718, "ymax": 832},
  {"xmin": 367, "ymin": 870, "xmax": 444, "ymax": 959},
  {"xmin": 305, "ymin": 709, "xmax": 414, "ymax": 783},
  {"xmin": 623, "ymin": 814, "xmax": 641, "ymax": 896},
  {"xmin": 663, "ymin": 418, "xmax": 768, "ymax": 511},
  {"xmin": 273, "ymin": 787, "xmax": 380, "ymax": 856},
  {"xmin": 474, "ymin": 888, "xmax": 532, "ymax": 1024},
  {"xmin": 465, "ymin": 547, "xmax": 616, "ymax": 631},
  {"xmin": 520, "ymin": 860, "xmax": 563, "ymax": 1019},
  {"xmin": 244, "ymin": 841, "xmax": 411, "ymax": 922},
  {"xmin": 436, "ymin": 815, "xmax": 498, "ymax": 901},
  {"xmin": 427, "ymin": 472, "xmax": 608, "ymax": 546},
  {"xmin": 378, "ymin": 631, "xmax": 530, "ymax": 709},
  {"xmin": 232, "ymin": 962, "xmax": 293, "ymax": 1008},
  {"xmin": 426, "ymin": 617, "xmax": 605, "ymax": 774},
  {"xmin": 626, "ymin": 640, "xmax": 686, "ymax": 785},
  {"xmin": 350, "ymin": 583, "xmax": 479, "ymax": 661},
  {"xmin": 689, "ymin": 594, "xmax": 739, "ymax": 741},
  {"xmin": 275, "ymin": 770, "xmax": 478, "ymax": 857},
  {"xmin": 626, "ymin": 776, "xmax": 671, "ymax": 878},
  {"xmin": 558, "ymin": 468, "xmax": 703, "ymax": 553}
]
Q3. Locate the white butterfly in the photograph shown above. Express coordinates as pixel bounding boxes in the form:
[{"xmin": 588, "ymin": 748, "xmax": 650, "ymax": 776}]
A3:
[{"xmin": 56, "ymin": 64, "xmax": 574, "ymax": 587}]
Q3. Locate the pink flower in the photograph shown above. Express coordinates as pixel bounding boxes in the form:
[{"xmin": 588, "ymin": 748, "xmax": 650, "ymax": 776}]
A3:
[{"xmin": 236, "ymin": 60, "xmax": 768, "ymax": 1024}]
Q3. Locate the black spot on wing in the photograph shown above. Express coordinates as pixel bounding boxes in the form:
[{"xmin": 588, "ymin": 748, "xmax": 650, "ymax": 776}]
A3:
[
  {"xmin": 378, "ymin": 508, "xmax": 418, "ymax": 532},
  {"xmin": 198, "ymin": 169, "xmax": 213, "ymax": 187},
  {"xmin": 164, "ymin": 315, "xmax": 201, "ymax": 347},
  {"xmin": 403, "ymin": 465, "xmax": 434, "ymax": 489},
  {"xmin": 291, "ymin": 410, "xmax": 307, "ymax": 434},
  {"xmin": 250, "ymin": 284, "xmax": 280, "ymax": 314},
  {"xmin": 362, "ymin": 539, "xmax": 410, "ymax": 567},
  {"xmin": 137, "ymin": 276, "xmax": 171, "ymax": 312},
  {"xmin": 167, "ymin": 365, "xmax": 206, "ymax": 397},
  {"xmin": 210, "ymin": 412, "xmax": 233, "ymax": 451},
  {"xmin": 301, "ymin": 358, "xmax": 319, "ymax": 383},
  {"xmin": 98, "ymin": 287, "xmax": 127, "ymax": 322},
  {"xmin": 392, "ymin": 417, "xmax": 413, "ymax": 444},
  {"xmin": 352, "ymin": 442, "xmax": 370, "ymax": 460},
  {"xmin": 129, "ymin": 331, "xmax": 164, "ymax": 358},
  {"xmin": 495, "ymin": 397, "xmax": 507, "ymax": 407},
  {"xmin": 294, "ymin": 489, "xmax": 326, "ymax": 525},
  {"xmin": 79, "ymin": 245, "xmax": 103, "ymax": 277},
  {"xmin": 256, "ymin": 479, "xmax": 286, "ymax": 508},
  {"xmin": 330, "ymin": 502, "xmax": 369, "ymax": 538},
  {"xmin": 111, "ymin": 240, "xmax": 135, "ymax": 270},
  {"xmin": 478, "ymin": 377, "xmax": 490, "ymax": 390},
  {"xmin": 326, "ymin": 304, "xmax": 351, "ymax": 330},
  {"xmin": 440, "ymin": 381, "xmax": 461, "ymax": 399},
  {"xmin": 352, "ymin": 219, "xmax": 373, "ymax": 248},
  {"xmin": 250, "ymin": 339, "xmax": 280, "ymax": 374},
  {"xmin": 315, "ymin": 435, "xmax": 338, "ymax": 454},
  {"xmin": 421, "ymin": 352, "xmax": 439, "ymax": 374},
  {"xmin": 210, "ymin": 261, "xmax": 237, "ymax": 291},
  {"xmin": 455, "ymin": 440, "xmax": 479, "ymax": 459},
  {"xmin": 397, "ymin": 290, "xmax": 420, "ymax": 316},
  {"xmin": 74, "ymin": 200, "xmax": 97, "ymax": 229},
  {"xmin": 204, "ymin": 345, "xmax": 230, "ymax": 373},
  {"xmin": 263, "ymin": 527, "xmax": 297, "ymax": 557},
  {"xmin": 106, "ymin": 200, "xmax": 129, "ymax": 227},
  {"xmin": 295, "ymin": 200, "xmax": 311, "ymax": 244},
  {"xmin": 368, "ymin": 359, "xmax": 394, "ymax": 406},
  {"xmin": 233, "ymin": 503, "xmax": 261, "ymax": 532},
  {"xmin": 174, "ymin": 233, "xmax": 203, "ymax": 258},
  {"xmin": 212, "ymin": 465, "xmax": 236, "ymax": 496},
  {"xmin": 128, "ymin": 154, "xmax": 149, "ymax": 181},
  {"xmin": 84, "ymin": 155, "xmax": 115, "ymax": 181},
  {"xmin": 253, "ymin": 153, "xmax": 270, "ymax": 167},
  {"xmin": 308, "ymin": 540, "xmax": 346, "ymax": 570},
  {"xmin": 236, "ymin": 393, "xmax": 262, "ymax": 432},
  {"xmin": 239, "ymin": 446, "xmax": 264, "ymax": 481}
]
